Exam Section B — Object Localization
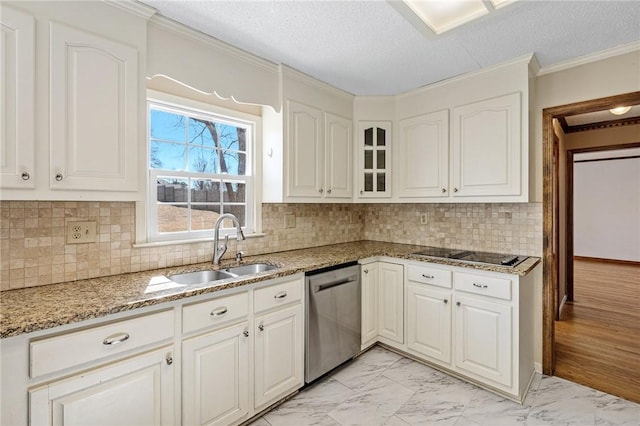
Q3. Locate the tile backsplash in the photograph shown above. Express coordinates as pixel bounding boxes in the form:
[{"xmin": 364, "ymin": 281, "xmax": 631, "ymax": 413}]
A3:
[{"xmin": 0, "ymin": 201, "xmax": 541, "ymax": 291}]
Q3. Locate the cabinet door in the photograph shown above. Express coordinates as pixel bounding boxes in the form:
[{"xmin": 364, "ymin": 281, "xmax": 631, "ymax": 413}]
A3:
[
  {"xmin": 406, "ymin": 284, "xmax": 451, "ymax": 365},
  {"xmin": 454, "ymin": 295, "xmax": 512, "ymax": 387},
  {"xmin": 451, "ymin": 92, "xmax": 521, "ymax": 197},
  {"xmin": 398, "ymin": 110, "xmax": 449, "ymax": 198},
  {"xmin": 377, "ymin": 262, "xmax": 404, "ymax": 344},
  {"xmin": 49, "ymin": 22, "xmax": 138, "ymax": 191},
  {"xmin": 361, "ymin": 264, "xmax": 379, "ymax": 346},
  {"xmin": 254, "ymin": 304, "xmax": 303, "ymax": 409},
  {"xmin": 0, "ymin": 7, "xmax": 35, "ymax": 189},
  {"xmin": 287, "ymin": 100, "xmax": 323, "ymax": 198},
  {"xmin": 29, "ymin": 346, "xmax": 175, "ymax": 426},
  {"xmin": 357, "ymin": 121, "xmax": 391, "ymax": 198},
  {"xmin": 324, "ymin": 112, "xmax": 353, "ymax": 198},
  {"xmin": 182, "ymin": 322, "xmax": 249, "ymax": 426}
]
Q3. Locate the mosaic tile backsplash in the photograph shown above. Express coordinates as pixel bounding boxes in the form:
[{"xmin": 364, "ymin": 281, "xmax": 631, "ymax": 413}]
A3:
[{"xmin": 0, "ymin": 201, "xmax": 541, "ymax": 290}]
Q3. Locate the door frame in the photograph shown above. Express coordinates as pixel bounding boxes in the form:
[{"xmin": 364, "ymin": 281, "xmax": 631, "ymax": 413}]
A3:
[{"xmin": 541, "ymin": 91, "xmax": 640, "ymax": 375}]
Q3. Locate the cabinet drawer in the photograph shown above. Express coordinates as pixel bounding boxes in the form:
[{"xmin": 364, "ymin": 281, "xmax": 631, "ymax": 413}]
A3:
[
  {"xmin": 407, "ymin": 264, "xmax": 452, "ymax": 289},
  {"xmin": 254, "ymin": 278, "xmax": 302, "ymax": 313},
  {"xmin": 30, "ymin": 310, "xmax": 174, "ymax": 378},
  {"xmin": 183, "ymin": 291, "xmax": 248, "ymax": 334},
  {"xmin": 454, "ymin": 272, "xmax": 512, "ymax": 300}
]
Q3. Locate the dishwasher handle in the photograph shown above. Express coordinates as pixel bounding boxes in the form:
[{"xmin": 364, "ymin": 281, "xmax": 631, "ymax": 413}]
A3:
[{"xmin": 314, "ymin": 277, "xmax": 358, "ymax": 293}]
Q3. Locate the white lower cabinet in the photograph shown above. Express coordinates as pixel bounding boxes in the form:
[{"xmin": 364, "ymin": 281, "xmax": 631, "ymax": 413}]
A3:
[
  {"xmin": 254, "ymin": 304, "xmax": 303, "ymax": 409},
  {"xmin": 182, "ymin": 322, "xmax": 249, "ymax": 426},
  {"xmin": 406, "ymin": 283, "xmax": 452, "ymax": 365},
  {"xmin": 377, "ymin": 262, "xmax": 404, "ymax": 344},
  {"xmin": 454, "ymin": 294, "xmax": 512, "ymax": 387},
  {"xmin": 29, "ymin": 345, "xmax": 175, "ymax": 426},
  {"xmin": 360, "ymin": 263, "xmax": 379, "ymax": 347}
]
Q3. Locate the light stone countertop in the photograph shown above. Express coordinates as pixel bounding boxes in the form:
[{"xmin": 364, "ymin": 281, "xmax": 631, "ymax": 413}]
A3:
[{"xmin": 0, "ymin": 241, "xmax": 540, "ymax": 338}]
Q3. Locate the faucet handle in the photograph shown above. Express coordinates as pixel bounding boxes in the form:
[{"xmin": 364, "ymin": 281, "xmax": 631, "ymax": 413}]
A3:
[{"xmin": 236, "ymin": 251, "xmax": 244, "ymax": 262}]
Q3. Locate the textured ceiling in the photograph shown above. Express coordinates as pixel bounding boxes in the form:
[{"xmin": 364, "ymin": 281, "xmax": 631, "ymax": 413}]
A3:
[{"xmin": 139, "ymin": 0, "xmax": 640, "ymax": 96}]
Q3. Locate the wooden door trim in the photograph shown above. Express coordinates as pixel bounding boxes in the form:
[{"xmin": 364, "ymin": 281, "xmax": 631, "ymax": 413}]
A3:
[{"xmin": 542, "ymin": 91, "xmax": 640, "ymax": 375}]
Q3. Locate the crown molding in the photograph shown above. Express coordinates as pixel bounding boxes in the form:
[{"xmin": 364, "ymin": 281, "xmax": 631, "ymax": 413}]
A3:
[
  {"xmin": 104, "ymin": 0, "xmax": 156, "ymax": 19},
  {"xmin": 538, "ymin": 41, "xmax": 640, "ymax": 76},
  {"xmin": 281, "ymin": 65, "xmax": 355, "ymax": 100}
]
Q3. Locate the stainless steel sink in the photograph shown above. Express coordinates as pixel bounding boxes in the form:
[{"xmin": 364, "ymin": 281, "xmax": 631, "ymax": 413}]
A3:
[
  {"xmin": 168, "ymin": 270, "xmax": 235, "ymax": 285},
  {"xmin": 225, "ymin": 263, "xmax": 278, "ymax": 276}
]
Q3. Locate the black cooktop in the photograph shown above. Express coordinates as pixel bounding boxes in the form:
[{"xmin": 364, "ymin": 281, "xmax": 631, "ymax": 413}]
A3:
[{"xmin": 412, "ymin": 246, "xmax": 527, "ymax": 267}]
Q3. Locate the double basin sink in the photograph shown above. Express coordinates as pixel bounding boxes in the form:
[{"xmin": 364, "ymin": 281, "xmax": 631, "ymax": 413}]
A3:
[{"xmin": 168, "ymin": 263, "xmax": 278, "ymax": 286}]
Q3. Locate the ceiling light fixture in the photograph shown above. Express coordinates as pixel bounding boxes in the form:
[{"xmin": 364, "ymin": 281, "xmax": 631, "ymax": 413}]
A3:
[
  {"xmin": 400, "ymin": 0, "xmax": 518, "ymax": 35},
  {"xmin": 609, "ymin": 106, "xmax": 632, "ymax": 115}
]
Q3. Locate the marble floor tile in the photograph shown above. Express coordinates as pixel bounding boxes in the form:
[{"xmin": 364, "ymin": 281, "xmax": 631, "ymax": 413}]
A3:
[
  {"xmin": 249, "ymin": 346, "xmax": 639, "ymax": 426},
  {"xmin": 328, "ymin": 376, "xmax": 414, "ymax": 426}
]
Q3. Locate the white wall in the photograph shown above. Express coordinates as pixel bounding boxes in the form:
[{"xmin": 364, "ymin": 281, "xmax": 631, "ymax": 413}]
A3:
[{"xmin": 573, "ymin": 155, "xmax": 640, "ymax": 261}]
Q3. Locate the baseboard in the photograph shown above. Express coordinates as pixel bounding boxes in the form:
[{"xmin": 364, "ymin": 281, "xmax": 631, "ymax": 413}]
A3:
[
  {"xmin": 534, "ymin": 362, "xmax": 543, "ymax": 374},
  {"xmin": 574, "ymin": 256, "xmax": 640, "ymax": 266}
]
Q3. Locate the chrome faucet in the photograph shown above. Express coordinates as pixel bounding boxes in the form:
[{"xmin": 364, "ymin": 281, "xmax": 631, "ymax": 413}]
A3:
[{"xmin": 212, "ymin": 213, "xmax": 246, "ymax": 265}]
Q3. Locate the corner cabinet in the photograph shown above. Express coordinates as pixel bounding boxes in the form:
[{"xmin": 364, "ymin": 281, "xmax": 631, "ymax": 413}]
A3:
[
  {"xmin": 451, "ymin": 92, "xmax": 522, "ymax": 198},
  {"xmin": 357, "ymin": 122, "xmax": 392, "ymax": 198}
]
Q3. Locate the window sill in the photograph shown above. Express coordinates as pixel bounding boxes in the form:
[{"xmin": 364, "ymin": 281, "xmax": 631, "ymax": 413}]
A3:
[{"xmin": 133, "ymin": 232, "xmax": 266, "ymax": 249}]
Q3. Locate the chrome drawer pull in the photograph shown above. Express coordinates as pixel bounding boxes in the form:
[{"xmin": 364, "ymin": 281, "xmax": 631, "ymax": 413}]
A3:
[
  {"xmin": 166, "ymin": 355, "xmax": 173, "ymax": 366},
  {"xmin": 103, "ymin": 333, "xmax": 130, "ymax": 346},
  {"xmin": 210, "ymin": 307, "xmax": 228, "ymax": 317},
  {"xmin": 274, "ymin": 291, "xmax": 287, "ymax": 300},
  {"xmin": 422, "ymin": 274, "xmax": 435, "ymax": 279},
  {"xmin": 473, "ymin": 283, "xmax": 488, "ymax": 289},
  {"xmin": 21, "ymin": 172, "xmax": 30, "ymax": 181}
]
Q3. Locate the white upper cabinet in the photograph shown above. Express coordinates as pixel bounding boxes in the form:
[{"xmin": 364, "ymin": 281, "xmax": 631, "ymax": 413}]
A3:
[
  {"xmin": 263, "ymin": 66, "xmax": 354, "ymax": 203},
  {"xmin": 286, "ymin": 100, "xmax": 323, "ymax": 198},
  {"xmin": 357, "ymin": 121, "xmax": 392, "ymax": 198},
  {"xmin": 49, "ymin": 22, "xmax": 139, "ymax": 192},
  {"xmin": 0, "ymin": 6, "xmax": 35, "ymax": 189},
  {"xmin": 324, "ymin": 112, "xmax": 353, "ymax": 198},
  {"xmin": 451, "ymin": 92, "xmax": 522, "ymax": 197},
  {"xmin": 397, "ymin": 110, "xmax": 449, "ymax": 198},
  {"xmin": 0, "ymin": 1, "xmax": 151, "ymax": 200}
]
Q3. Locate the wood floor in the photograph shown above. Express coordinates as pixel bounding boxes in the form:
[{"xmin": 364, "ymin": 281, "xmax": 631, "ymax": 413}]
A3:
[{"xmin": 554, "ymin": 258, "xmax": 640, "ymax": 403}]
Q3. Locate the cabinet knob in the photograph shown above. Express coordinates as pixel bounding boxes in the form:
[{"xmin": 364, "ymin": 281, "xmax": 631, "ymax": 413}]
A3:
[
  {"xmin": 327, "ymin": 188, "xmax": 332, "ymax": 194},
  {"xmin": 258, "ymin": 323, "xmax": 264, "ymax": 332},
  {"xmin": 441, "ymin": 188, "xmax": 446, "ymax": 193},
  {"xmin": 363, "ymin": 269, "xmax": 368, "ymax": 274},
  {"xmin": 453, "ymin": 188, "xmax": 458, "ymax": 193},
  {"xmin": 456, "ymin": 301, "xmax": 461, "ymax": 306},
  {"xmin": 319, "ymin": 188, "xmax": 324, "ymax": 194},
  {"xmin": 443, "ymin": 299, "xmax": 448, "ymax": 304},
  {"xmin": 360, "ymin": 190, "xmax": 364, "ymax": 195},
  {"xmin": 166, "ymin": 355, "xmax": 173, "ymax": 366},
  {"xmin": 21, "ymin": 172, "xmax": 30, "ymax": 181},
  {"xmin": 55, "ymin": 173, "xmax": 63, "ymax": 181},
  {"xmin": 243, "ymin": 329, "xmax": 249, "ymax": 337}
]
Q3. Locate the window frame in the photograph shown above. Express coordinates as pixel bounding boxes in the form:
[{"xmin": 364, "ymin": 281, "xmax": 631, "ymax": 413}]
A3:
[{"xmin": 145, "ymin": 91, "xmax": 261, "ymax": 244}]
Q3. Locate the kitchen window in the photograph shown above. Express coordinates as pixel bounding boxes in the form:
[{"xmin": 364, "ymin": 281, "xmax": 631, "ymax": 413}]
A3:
[{"xmin": 147, "ymin": 95, "xmax": 257, "ymax": 242}]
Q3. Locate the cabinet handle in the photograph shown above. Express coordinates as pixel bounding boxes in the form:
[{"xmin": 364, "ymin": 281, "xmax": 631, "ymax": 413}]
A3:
[
  {"xmin": 274, "ymin": 291, "xmax": 287, "ymax": 300},
  {"xmin": 258, "ymin": 322, "xmax": 264, "ymax": 331},
  {"xmin": 210, "ymin": 307, "xmax": 228, "ymax": 317},
  {"xmin": 444, "ymin": 299, "xmax": 448, "ymax": 304},
  {"xmin": 453, "ymin": 188, "xmax": 458, "ymax": 193},
  {"xmin": 21, "ymin": 172, "xmax": 30, "ymax": 181},
  {"xmin": 165, "ymin": 355, "xmax": 173, "ymax": 366},
  {"xmin": 319, "ymin": 188, "xmax": 324, "ymax": 194},
  {"xmin": 363, "ymin": 269, "xmax": 368, "ymax": 274},
  {"xmin": 473, "ymin": 283, "xmax": 488, "ymax": 289},
  {"xmin": 327, "ymin": 188, "xmax": 332, "ymax": 194},
  {"xmin": 243, "ymin": 329, "xmax": 249, "ymax": 337},
  {"xmin": 360, "ymin": 190, "xmax": 364, "ymax": 195},
  {"xmin": 441, "ymin": 188, "xmax": 446, "ymax": 193},
  {"xmin": 456, "ymin": 301, "xmax": 461, "ymax": 306},
  {"xmin": 55, "ymin": 173, "xmax": 63, "ymax": 181},
  {"xmin": 103, "ymin": 332, "xmax": 130, "ymax": 346},
  {"xmin": 422, "ymin": 274, "xmax": 434, "ymax": 279}
]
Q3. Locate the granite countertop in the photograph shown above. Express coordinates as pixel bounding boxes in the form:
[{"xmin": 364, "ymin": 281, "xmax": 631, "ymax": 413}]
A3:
[{"xmin": 0, "ymin": 241, "xmax": 540, "ymax": 338}]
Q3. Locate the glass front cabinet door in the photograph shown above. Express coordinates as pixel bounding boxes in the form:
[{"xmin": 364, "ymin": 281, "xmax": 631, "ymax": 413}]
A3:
[{"xmin": 357, "ymin": 121, "xmax": 391, "ymax": 198}]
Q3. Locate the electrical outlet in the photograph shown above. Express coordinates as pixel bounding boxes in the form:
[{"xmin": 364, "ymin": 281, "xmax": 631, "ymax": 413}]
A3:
[
  {"xmin": 420, "ymin": 214, "xmax": 428, "ymax": 225},
  {"xmin": 66, "ymin": 221, "xmax": 97, "ymax": 244},
  {"xmin": 284, "ymin": 214, "xmax": 296, "ymax": 229}
]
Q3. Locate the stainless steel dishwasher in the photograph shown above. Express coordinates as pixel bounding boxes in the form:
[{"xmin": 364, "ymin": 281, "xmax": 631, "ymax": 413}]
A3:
[{"xmin": 305, "ymin": 262, "xmax": 361, "ymax": 383}]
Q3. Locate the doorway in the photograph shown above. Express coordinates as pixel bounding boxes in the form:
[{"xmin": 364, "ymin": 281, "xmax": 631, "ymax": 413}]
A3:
[{"xmin": 541, "ymin": 91, "xmax": 640, "ymax": 385}]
